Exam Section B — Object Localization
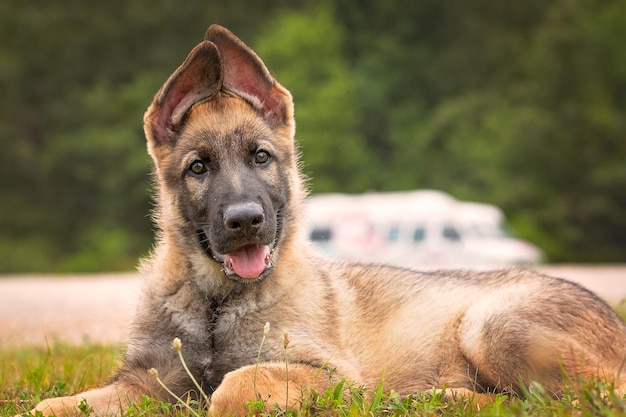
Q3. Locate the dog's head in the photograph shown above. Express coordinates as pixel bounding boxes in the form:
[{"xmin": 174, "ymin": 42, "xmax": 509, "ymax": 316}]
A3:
[{"xmin": 143, "ymin": 25, "xmax": 304, "ymax": 285}]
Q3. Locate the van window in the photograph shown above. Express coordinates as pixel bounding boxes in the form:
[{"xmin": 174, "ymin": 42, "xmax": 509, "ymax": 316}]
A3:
[
  {"xmin": 388, "ymin": 226, "xmax": 400, "ymax": 242},
  {"xmin": 442, "ymin": 225, "xmax": 461, "ymax": 241},
  {"xmin": 413, "ymin": 227, "xmax": 426, "ymax": 242},
  {"xmin": 310, "ymin": 228, "xmax": 332, "ymax": 241}
]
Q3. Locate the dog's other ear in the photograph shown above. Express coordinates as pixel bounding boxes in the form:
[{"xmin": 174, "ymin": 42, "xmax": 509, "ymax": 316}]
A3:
[
  {"xmin": 144, "ymin": 41, "xmax": 223, "ymax": 146},
  {"xmin": 205, "ymin": 24, "xmax": 294, "ymax": 130}
]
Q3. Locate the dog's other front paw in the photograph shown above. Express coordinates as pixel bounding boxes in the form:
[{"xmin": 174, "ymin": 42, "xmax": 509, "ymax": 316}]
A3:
[
  {"xmin": 19, "ymin": 395, "xmax": 83, "ymax": 416},
  {"xmin": 208, "ymin": 362, "xmax": 331, "ymax": 416},
  {"xmin": 20, "ymin": 386, "xmax": 127, "ymax": 417}
]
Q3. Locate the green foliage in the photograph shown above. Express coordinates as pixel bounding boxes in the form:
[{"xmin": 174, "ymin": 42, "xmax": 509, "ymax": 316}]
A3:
[
  {"xmin": 332, "ymin": 0, "xmax": 626, "ymax": 262},
  {"xmin": 254, "ymin": 6, "xmax": 375, "ymax": 193},
  {"xmin": 1, "ymin": 0, "xmax": 625, "ymax": 271},
  {"xmin": 0, "ymin": 0, "xmax": 308, "ymax": 273}
]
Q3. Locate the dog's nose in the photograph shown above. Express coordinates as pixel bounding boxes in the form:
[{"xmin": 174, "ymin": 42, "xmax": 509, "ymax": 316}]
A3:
[{"xmin": 224, "ymin": 202, "xmax": 265, "ymax": 233}]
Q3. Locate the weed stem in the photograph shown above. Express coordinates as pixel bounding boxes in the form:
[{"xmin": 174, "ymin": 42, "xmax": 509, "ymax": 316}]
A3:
[
  {"xmin": 172, "ymin": 338, "xmax": 211, "ymax": 407},
  {"xmin": 284, "ymin": 331, "xmax": 290, "ymax": 410},
  {"xmin": 148, "ymin": 368, "xmax": 202, "ymax": 417},
  {"xmin": 253, "ymin": 322, "xmax": 271, "ymax": 399}
]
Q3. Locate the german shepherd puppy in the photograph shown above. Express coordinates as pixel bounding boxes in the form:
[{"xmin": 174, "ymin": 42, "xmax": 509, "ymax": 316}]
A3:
[{"xmin": 28, "ymin": 25, "xmax": 626, "ymax": 416}]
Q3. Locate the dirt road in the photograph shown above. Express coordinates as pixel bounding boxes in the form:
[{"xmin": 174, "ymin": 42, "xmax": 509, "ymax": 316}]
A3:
[
  {"xmin": 1, "ymin": 265, "xmax": 625, "ymax": 347},
  {"xmin": 0, "ymin": 273, "xmax": 140, "ymax": 347}
]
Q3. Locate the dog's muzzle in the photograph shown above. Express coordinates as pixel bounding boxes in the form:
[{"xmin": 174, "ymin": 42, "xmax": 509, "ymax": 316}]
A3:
[
  {"xmin": 197, "ymin": 202, "xmax": 281, "ymax": 281},
  {"xmin": 198, "ymin": 231, "xmax": 275, "ymax": 281}
]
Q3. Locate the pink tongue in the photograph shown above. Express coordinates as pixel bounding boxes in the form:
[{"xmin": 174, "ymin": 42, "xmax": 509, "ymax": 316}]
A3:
[{"xmin": 224, "ymin": 245, "xmax": 270, "ymax": 279}]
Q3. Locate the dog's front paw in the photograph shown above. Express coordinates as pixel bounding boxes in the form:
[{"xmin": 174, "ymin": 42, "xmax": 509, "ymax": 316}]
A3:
[
  {"xmin": 19, "ymin": 395, "xmax": 83, "ymax": 417},
  {"xmin": 208, "ymin": 370, "xmax": 257, "ymax": 417},
  {"xmin": 208, "ymin": 362, "xmax": 330, "ymax": 416}
]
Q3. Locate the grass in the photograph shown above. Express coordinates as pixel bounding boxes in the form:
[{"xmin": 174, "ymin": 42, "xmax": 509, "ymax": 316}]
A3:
[
  {"xmin": 1, "ymin": 343, "xmax": 119, "ymax": 416},
  {"xmin": 4, "ymin": 316, "xmax": 626, "ymax": 417}
]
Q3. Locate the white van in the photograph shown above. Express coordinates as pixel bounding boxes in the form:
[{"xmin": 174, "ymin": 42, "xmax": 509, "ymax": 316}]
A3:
[{"xmin": 304, "ymin": 190, "xmax": 543, "ymax": 269}]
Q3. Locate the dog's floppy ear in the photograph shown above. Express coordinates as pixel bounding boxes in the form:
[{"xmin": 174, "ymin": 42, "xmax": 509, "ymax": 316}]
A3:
[
  {"xmin": 205, "ymin": 24, "xmax": 293, "ymax": 129},
  {"xmin": 144, "ymin": 41, "xmax": 223, "ymax": 145}
]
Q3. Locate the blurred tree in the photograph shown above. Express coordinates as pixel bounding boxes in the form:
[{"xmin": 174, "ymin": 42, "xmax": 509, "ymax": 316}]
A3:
[
  {"xmin": 0, "ymin": 0, "xmax": 311, "ymax": 272},
  {"xmin": 254, "ymin": 5, "xmax": 375, "ymax": 192},
  {"xmin": 332, "ymin": 0, "xmax": 626, "ymax": 262},
  {"xmin": 500, "ymin": 0, "xmax": 626, "ymax": 261}
]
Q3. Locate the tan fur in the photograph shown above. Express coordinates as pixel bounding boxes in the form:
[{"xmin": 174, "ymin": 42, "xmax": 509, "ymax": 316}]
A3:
[{"xmin": 23, "ymin": 25, "xmax": 626, "ymax": 417}]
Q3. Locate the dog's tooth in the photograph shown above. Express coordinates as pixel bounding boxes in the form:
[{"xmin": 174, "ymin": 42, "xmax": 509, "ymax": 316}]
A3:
[{"xmin": 224, "ymin": 258, "xmax": 234, "ymax": 273}]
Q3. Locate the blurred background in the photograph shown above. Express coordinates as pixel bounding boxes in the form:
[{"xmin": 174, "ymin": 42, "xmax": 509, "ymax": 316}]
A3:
[{"xmin": 1, "ymin": 0, "xmax": 625, "ymax": 273}]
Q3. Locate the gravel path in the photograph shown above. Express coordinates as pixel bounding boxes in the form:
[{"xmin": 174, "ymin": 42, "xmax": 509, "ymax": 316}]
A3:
[{"xmin": 1, "ymin": 265, "xmax": 625, "ymax": 347}]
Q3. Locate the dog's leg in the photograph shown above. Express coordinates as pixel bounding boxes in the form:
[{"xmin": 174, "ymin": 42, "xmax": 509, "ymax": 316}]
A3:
[
  {"xmin": 24, "ymin": 348, "xmax": 193, "ymax": 417},
  {"xmin": 27, "ymin": 383, "xmax": 139, "ymax": 417},
  {"xmin": 459, "ymin": 300, "xmax": 626, "ymax": 398},
  {"xmin": 209, "ymin": 362, "xmax": 330, "ymax": 416}
]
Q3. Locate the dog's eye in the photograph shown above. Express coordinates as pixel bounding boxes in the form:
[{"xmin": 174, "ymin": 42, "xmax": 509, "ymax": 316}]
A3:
[
  {"xmin": 189, "ymin": 160, "xmax": 207, "ymax": 175},
  {"xmin": 255, "ymin": 150, "xmax": 270, "ymax": 165}
]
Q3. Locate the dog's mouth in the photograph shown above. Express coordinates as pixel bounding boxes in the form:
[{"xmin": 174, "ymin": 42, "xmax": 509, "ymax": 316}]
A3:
[
  {"xmin": 197, "ymin": 230, "xmax": 276, "ymax": 281},
  {"xmin": 222, "ymin": 243, "xmax": 273, "ymax": 279}
]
